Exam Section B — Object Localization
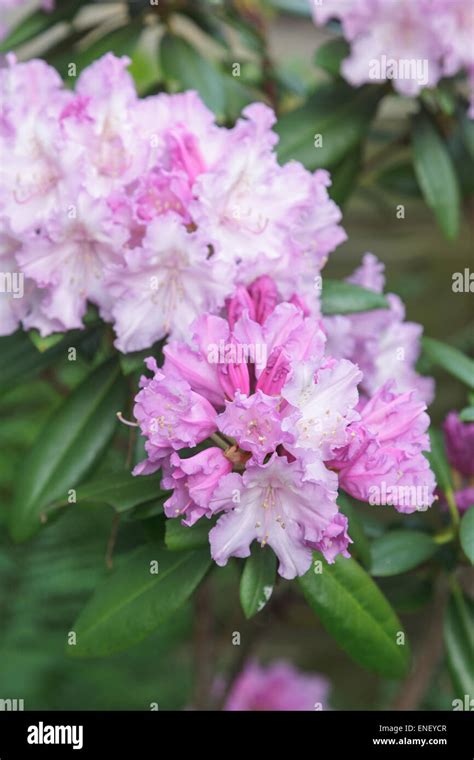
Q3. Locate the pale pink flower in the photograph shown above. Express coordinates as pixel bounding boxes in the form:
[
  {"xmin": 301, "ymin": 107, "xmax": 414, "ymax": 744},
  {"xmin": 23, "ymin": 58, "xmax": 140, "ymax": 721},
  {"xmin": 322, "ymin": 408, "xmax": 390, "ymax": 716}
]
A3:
[{"xmin": 224, "ymin": 660, "xmax": 330, "ymax": 711}]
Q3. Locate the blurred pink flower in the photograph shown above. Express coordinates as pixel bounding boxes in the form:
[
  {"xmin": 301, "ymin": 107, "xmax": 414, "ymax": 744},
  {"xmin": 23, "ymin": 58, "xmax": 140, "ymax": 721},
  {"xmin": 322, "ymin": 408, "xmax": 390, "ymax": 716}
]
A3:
[
  {"xmin": 324, "ymin": 254, "xmax": 435, "ymax": 404},
  {"xmin": 443, "ymin": 411, "xmax": 474, "ymax": 477},
  {"xmin": 313, "ymin": 0, "xmax": 473, "ymax": 109},
  {"xmin": 224, "ymin": 660, "xmax": 330, "ymax": 711}
]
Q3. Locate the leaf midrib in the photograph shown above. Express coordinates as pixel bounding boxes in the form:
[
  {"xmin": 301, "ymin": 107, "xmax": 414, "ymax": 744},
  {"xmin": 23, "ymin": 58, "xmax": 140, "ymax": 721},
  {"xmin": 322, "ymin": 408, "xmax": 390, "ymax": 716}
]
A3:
[{"xmin": 301, "ymin": 561, "xmax": 407, "ymax": 667}]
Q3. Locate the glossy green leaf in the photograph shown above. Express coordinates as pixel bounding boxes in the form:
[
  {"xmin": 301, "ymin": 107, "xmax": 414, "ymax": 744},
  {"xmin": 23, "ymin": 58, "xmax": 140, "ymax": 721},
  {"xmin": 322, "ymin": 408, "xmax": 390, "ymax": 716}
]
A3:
[
  {"xmin": 299, "ymin": 555, "xmax": 411, "ymax": 677},
  {"xmin": 329, "ymin": 145, "xmax": 362, "ymax": 206},
  {"xmin": 126, "ymin": 498, "xmax": 166, "ymax": 521},
  {"xmin": 69, "ymin": 545, "xmax": 211, "ymax": 657},
  {"xmin": 8, "ymin": 360, "xmax": 126, "ymax": 542},
  {"xmin": 160, "ymin": 33, "xmax": 225, "ymax": 116},
  {"xmin": 0, "ymin": 331, "xmax": 66, "ymax": 392},
  {"xmin": 422, "ymin": 337, "xmax": 474, "ymax": 389},
  {"xmin": 276, "ymin": 83, "xmax": 382, "ymax": 169},
  {"xmin": 165, "ymin": 518, "xmax": 213, "ymax": 552},
  {"xmin": 73, "ymin": 22, "xmax": 143, "ymax": 75},
  {"xmin": 47, "ymin": 471, "xmax": 164, "ymax": 514},
  {"xmin": 119, "ymin": 340, "xmax": 164, "ymax": 377},
  {"xmin": 314, "ymin": 38, "xmax": 350, "ymax": 77},
  {"xmin": 240, "ymin": 544, "xmax": 277, "ymax": 619},
  {"xmin": 444, "ymin": 587, "xmax": 474, "ymax": 699},
  {"xmin": 321, "ymin": 280, "xmax": 388, "ymax": 315},
  {"xmin": 338, "ymin": 493, "xmax": 371, "ymax": 568},
  {"xmin": 370, "ymin": 530, "xmax": 437, "ymax": 577},
  {"xmin": 0, "ymin": 327, "xmax": 102, "ymax": 392},
  {"xmin": 460, "ymin": 507, "xmax": 474, "ymax": 564},
  {"xmin": 412, "ymin": 111, "xmax": 460, "ymax": 239}
]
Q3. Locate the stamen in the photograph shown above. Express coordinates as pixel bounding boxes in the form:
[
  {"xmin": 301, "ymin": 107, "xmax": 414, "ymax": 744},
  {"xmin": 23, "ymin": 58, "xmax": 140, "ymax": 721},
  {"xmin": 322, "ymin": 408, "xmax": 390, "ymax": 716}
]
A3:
[{"xmin": 116, "ymin": 411, "xmax": 139, "ymax": 427}]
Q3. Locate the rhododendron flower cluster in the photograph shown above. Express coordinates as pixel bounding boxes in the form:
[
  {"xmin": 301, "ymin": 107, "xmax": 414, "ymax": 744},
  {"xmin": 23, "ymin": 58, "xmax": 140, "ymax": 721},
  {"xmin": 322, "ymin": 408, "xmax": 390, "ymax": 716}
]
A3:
[
  {"xmin": 0, "ymin": 53, "xmax": 345, "ymax": 351},
  {"xmin": 312, "ymin": 0, "xmax": 474, "ymax": 115},
  {"xmin": 223, "ymin": 660, "xmax": 330, "ymax": 711},
  {"xmin": 323, "ymin": 253, "xmax": 435, "ymax": 404},
  {"xmin": 131, "ymin": 277, "xmax": 436, "ymax": 579}
]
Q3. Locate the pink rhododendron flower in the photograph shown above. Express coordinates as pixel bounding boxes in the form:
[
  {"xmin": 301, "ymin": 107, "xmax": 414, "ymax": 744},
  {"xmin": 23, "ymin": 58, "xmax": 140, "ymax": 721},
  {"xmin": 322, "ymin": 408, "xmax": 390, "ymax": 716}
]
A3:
[
  {"xmin": 217, "ymin": 390, "xmax": 294, "ymax": 464},
  {"xmin": 324, "ymin": 254, "xmax": 435, "ymax": 404},
  {"xmin": 224, "ymin": 660, "xmax": 330, "ymax": 711},
  {"xmin": 330, "ymin": 382, "xmax": 436, "ymax": 513},
  {"xmin": 281, "ymin": 358, "xmax": 362, "ymax": 459},
  {"xmin": 209, "ymin": 455, "xmax": 350, "ymax": 579},
  {"xmin": 106, "ymin": 214, "xmax": 233, "ymax": 352},
  {"xmin": 162, "ymin": 448, "xmax": 232, "ymax": 526},
  {"xmin": 17, "ymin": 188, "xmax": 128, "ymax": 332},
  {"xmin": 131, "ymin": 280, "xmax": 436, "ymax": 578},
  {"xmin": 132, "ymin": 357, "xmax": 218, "ymax": 475}
]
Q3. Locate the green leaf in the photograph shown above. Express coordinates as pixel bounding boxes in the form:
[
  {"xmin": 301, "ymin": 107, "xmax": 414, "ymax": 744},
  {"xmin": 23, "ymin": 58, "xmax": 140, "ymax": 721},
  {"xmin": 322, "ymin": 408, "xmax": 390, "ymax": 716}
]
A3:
[
  {"xmin": 128, "ymin": 46, "xmax": 161, "ymax": 96},
  {"xmin": 448, "ymin": 121, "xmax": 474, "ymax": 198},
  {"xmin": 412, "ymin": 111, "xmax": 460, "ymax": 239},
  {"xmin": 370, "ymin": 530, "xmax": 437, "ymax": 577},
  {"xmin": 460, "ymin": 109, "xmax": 474, "ymax": 160},
  {"xmin": 240, "ymin": 544, "xmax": 277, "ymax": 619},
  {"xmin": 165, "ymin": 518, "xmax": 213, "ymax": 552},
  {"xmin": 73, "ymin": 22, "xmax": 143, "ymax": 75},
  {"xmin": 426, "ymin": 428, "xmax": 454, "ymax": 494},
  {"xmin": 69, "ymin": 545, "xmax": 211, "ymax": 657},
  {"xmin": 338, "ymin": 493, "xmax": 371, "ymax": 568},
  {"xmin": 126, "ymin": 498, "xmax": 166, "ymax": 521},
  {"xmin": 444, "ymin": 586, "xmax": 474, "ymax": 699},
  {"xmin": 314, "ymin": 38, "xmax": 350, "ymax": 77},
  {"xmin": 119, "ymin": 340, "xmax": 164, "ymax": 377},
  {"xmin": 8, "ymin": 360, "xmax": 126, "ymax": 542},
  {"xmin": 222, "ymin": 76, "xmax": 258, "ymax": 122},
  {"xmin": 160, "ymin": 33, "xmax": 225, "ymax": 116},
  {"xmin": 48, "ymin": 471, "xmax": 164, "ymax": 514},
  {"xmin": 299, "ymin": 555, "xmax": 411, "ymax": 677},
  {"xmin": 460, "ymin": 507, "xmax": 474, "ymax": 564},
  {"xmin": 0, "ymin": 327, "xmax": 103, "ymax": 392},
  {"xmin": 460, "ymin": 406, "xmax": 474, "ymax": 422},
  {"xmin": 276, "ymin": 83, "xmax": 382, "ymax": 169},
  {"xmin": 29, "ymin": 330, "xmax": 65, "ymax": 353},
  {"xmin": 0, "ymin": 331, "xmax": 66, "ymax": 392},
  {"xmin": 422, "ymin": 337, "xmax": 474, "ymax": 390},
  {"xmin": 0, "ymin": 0, "xmax": 83, "ymax": 52},
  {"xmin": 329, "ymin": 145, "xmax": 362, "ymax": 206},
  {"xmin": 321, "ymin": 280, "xmax": 389, "ymax": 315},
  {"xmin": 377, "ymin": 161, "xmax": 421, "ymax": 197}
]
